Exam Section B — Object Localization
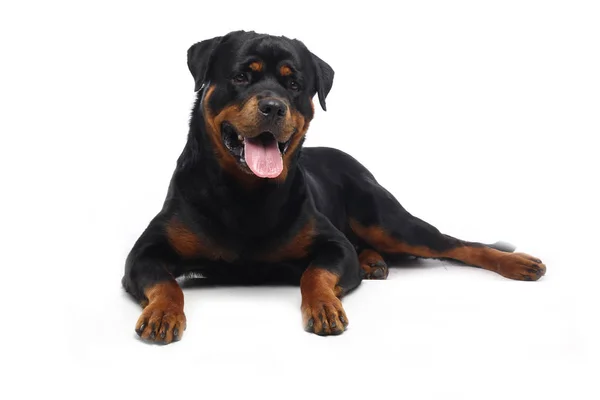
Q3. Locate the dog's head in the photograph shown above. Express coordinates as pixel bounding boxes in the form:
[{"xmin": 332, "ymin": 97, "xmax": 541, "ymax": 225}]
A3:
[{"xmin": 188, "ymin": 31, "xmax": 333, "ymax": 180}]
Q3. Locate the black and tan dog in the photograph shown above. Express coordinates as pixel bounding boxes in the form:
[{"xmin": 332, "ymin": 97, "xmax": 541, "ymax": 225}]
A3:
[{"xmin": 122, "ymin": 30, "xmax": 546, "ymax": 343}]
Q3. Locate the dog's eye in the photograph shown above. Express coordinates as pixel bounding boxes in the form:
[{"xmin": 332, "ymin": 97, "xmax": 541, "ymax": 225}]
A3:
[
  {"xmin": 232, "ymin": 73, "xmax": 249, "ymax": 84},
  {"xmin": 289, "ymin": 80, "xmax": 300, "ymax": 91}
]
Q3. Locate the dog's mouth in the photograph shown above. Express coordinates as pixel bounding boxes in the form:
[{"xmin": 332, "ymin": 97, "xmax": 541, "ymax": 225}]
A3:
[{"xmin": 221, "ymin": 122, "xmax": 293, "ymax": 178}]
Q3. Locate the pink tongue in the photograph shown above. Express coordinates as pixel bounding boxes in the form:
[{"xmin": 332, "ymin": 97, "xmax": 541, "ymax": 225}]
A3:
[{"xmin": 243, "ymin": 136, "xmax": 283, "ymax": 178}]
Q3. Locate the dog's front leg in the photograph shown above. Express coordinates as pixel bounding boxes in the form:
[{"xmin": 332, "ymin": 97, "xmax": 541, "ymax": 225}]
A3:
[
  {"xmin": 300, "ymin": 228, "xmax": 361, "ymax": 336},
  {"xmin": 122, "ymin": 225, "xmax": 186, "ymax": 344}
]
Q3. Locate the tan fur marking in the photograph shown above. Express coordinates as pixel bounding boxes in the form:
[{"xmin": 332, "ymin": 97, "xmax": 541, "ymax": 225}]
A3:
[
  {"xmin": 144, "ymin": 281, "xmax": 184, "ymax": 307},
  {"xmin": 136, "ymin": 281, "xmax": 186, "ymax": 343},
  {"xmin": 301, "ymin": 267, "xmax": 339, "ymax": 298},
  {"xmin": 249, "ymin": 61, "xmax": 263, "ymax": 72},
  {"xmin": 358, "ymin": 249, "xmax": 388, "ymax": 279},
  {"xmin": 350, "ymin": 218, "xmax": 485, "ymax": 260},
  {"xmin": 358, "ymin": 249, "xmax": 384, "ymax": 265},
  {"xmin": 165, "ymin": 217, "xmax": 235, "ymax": 261},
  {"xmin": 280, "ymin": 65, "xmax": 293, "ymax": 76},
  {"xmin": 259, "ymin": 218, "xmax": 316, "ymax": 262},
  {"xmin": 300, "ymin": 267, "xmax": 347, "ymax": 334},
  {"xmin": 165, "ymin": 218, "xmax": 202, "ymax": 257}
]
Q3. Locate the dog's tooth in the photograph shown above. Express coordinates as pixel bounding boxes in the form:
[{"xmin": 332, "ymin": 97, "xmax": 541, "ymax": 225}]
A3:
[{"xmin": 238, "ymin": 135, "xmax": 243, "ymax": 141}]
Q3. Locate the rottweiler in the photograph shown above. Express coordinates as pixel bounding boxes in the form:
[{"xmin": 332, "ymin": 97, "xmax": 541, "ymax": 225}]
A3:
[{"xmin": 122, "ymin": 30, "xmax": 546, "ymax": 343}]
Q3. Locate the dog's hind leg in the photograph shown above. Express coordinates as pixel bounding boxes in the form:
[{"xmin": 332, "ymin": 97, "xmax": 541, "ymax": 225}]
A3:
[{"xmin": 346, "ymin": 181, "xmax": 546, "ymax": 281}]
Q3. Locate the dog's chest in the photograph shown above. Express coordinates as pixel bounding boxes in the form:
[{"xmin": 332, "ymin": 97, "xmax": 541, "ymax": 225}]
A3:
[{"xmin": 165, "ymin": 213, "xmax": 315, "ymax": 265}]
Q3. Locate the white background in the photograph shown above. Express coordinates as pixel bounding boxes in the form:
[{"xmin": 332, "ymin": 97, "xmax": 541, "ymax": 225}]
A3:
[{"xmin": 1, "ymin": 1, "xmax": 599, "ymax": 399}]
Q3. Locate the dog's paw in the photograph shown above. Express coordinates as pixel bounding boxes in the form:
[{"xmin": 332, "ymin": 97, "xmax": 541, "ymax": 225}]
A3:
[
  {"xmin": 362, "ymin": 260, "xmax": 389, "ymax": 279},
  {"xmin": 302, "ymin": 294, "xmax": 348, "ymax": 336},
  {"xmin": 359, "ymin": 249, "xmax": 389, "ymax": 280},
  {"xmin": 496, "ymin": 252, "xmax": 546, "ymax": 281},
  {"xmin": 135, "ymin": 300, "xmax": 186, "ymax": 344}
]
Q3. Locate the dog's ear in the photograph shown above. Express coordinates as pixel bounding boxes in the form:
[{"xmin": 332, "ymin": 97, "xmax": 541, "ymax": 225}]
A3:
[
  {"xmin": 311, "ymin": 53, "xmax": 334, "ymax": 111},
  {"xmin": 187, "ymin": 36, "xmax": 223, "ymax": 92}
]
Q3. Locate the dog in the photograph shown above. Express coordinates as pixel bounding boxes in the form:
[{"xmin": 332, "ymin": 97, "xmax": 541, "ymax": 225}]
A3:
[{"xmin": 122, "ymin": 30, "xmax": 546, "ymax": 343}]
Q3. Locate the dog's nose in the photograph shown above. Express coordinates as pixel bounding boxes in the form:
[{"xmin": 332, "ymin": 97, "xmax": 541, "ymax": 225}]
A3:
[{"xmin": 258, "ymin": 98, "xmax": 287, "ymax": 119}]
